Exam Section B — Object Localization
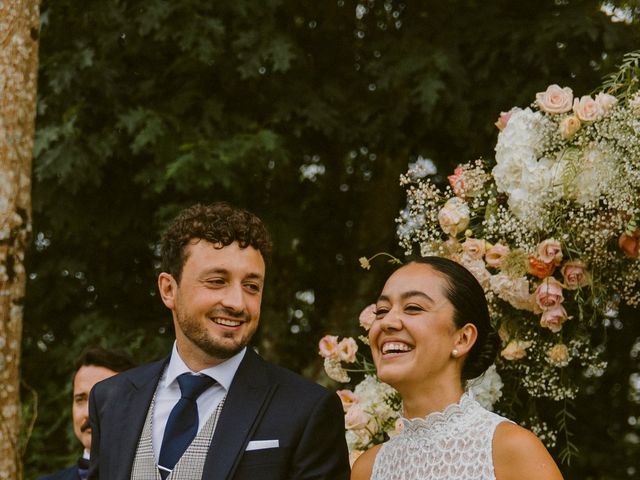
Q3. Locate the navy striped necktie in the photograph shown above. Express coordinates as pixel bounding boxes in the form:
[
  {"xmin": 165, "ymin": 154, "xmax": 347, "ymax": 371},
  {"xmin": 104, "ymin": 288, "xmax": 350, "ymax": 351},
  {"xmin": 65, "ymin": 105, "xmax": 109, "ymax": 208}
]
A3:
[{"xmin": 158, "ymin": 373, "xmax": 215, "ymax": 479}]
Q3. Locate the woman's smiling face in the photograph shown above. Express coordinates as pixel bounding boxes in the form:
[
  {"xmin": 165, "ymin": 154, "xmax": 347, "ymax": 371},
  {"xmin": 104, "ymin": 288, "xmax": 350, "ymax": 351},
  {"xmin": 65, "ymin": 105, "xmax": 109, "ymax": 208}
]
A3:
[{"xmin": 369, "ymin": 263, "xmax": 459, "ymax": 390}]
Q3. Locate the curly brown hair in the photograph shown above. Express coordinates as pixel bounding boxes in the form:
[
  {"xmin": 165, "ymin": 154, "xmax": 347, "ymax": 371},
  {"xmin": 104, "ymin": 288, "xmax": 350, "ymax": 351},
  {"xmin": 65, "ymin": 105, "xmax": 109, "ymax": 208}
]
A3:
[{"xmin": 160, "ymin": 202, "xmax": 272, "ymax": 282}]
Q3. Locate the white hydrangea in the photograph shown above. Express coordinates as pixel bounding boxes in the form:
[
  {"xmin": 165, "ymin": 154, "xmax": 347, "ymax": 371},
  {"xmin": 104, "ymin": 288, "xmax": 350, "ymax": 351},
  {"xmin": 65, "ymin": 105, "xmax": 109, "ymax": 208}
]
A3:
[{"xmin": 467, "ymin": 364, "xmax": 504, "ymax": 410}]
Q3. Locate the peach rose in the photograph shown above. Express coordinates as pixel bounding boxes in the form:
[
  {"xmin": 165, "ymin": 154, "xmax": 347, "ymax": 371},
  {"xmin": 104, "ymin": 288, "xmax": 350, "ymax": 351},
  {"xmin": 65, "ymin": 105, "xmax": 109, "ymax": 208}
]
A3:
[
  {"xmin": 527, "ymin": 255, "xmax": 556, "ymax": 279},
  {"xmin": 561, "ymin": 260, "xmax": 590, "ymax": 289},
  {"xmin": 534, "ymin": 277, "xmax": 564, "ymax": 312},
  {"xmin": 448, "ymin": 167, "xmax": 466, "ymax": 198},
  {"xmin": 344, "ymin": 404, "xmax": 372, "ymax": 431},
  {"xmin": 501, "ymin": 340, "xmax": 532, "ymax": 361},
  {"xmin": 547, "ymin": 344, "xmax": 570, "ymax": 367},
  {"xmin": 536, "ymin": 239, "xmax": 563, "ymax": 264},
  {"xmin": 336, "ymin": 389, "xmax": 359, "ymax": 412},
  {"xmin": 318, "ymin": 335, "xmax": 339, "ymax": 359},
  {"xmin": 540, "ymin": 305, "xmax": 569, "ymax": 333},
  {"xmin": 495, "ymin": 108, "xmax": 518, "ymax": 130},
  {"xmin": 536, "ymin": 85, "xmax": 573, "ymax": 113},
  {"xmin": 485, "ymin": 243, "xmax": 510, "ymax": 268},
  {"xmin": 358, "ymin": 304, "xmax": 376, "ymax": 331},
  {"xmin": 337, "ymin": 337, "xmax": 358, "ymax": 363},
  {"xmin": 437, "ymin": 197, "xmax": 470, "ymax": 237},
  {"xmin": 619, "ymin": 229, "xmax": 640, "ymax": 258},
  {"xmin": 559, "ymin": 115, "xmax": 581, "ymax": 139},
  {"xmin": 573, "ymin": 95, "xmax": 602, "ymax": 122},
  {"xmin": 462, "ymin": 238, "xmax": 489, "ymax": 260},
  {"xmin": 594, "ymin": 92, "xmax": 617, "ymax": 113}
]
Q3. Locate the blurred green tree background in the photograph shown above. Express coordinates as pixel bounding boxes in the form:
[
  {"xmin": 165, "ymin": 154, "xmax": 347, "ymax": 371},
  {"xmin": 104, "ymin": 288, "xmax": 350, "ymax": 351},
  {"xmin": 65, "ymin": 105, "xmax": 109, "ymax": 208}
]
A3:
[{"xmin": 22, "ymin": 1, "xmax": 640, "ymax": 478}]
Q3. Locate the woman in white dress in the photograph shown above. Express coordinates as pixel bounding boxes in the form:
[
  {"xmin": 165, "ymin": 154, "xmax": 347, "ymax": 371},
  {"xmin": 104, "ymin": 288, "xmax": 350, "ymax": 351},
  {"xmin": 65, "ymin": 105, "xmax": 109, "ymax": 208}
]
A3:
[{"xmin": 351, "ymin": 257, "xmax": 564, "ymax": 480}]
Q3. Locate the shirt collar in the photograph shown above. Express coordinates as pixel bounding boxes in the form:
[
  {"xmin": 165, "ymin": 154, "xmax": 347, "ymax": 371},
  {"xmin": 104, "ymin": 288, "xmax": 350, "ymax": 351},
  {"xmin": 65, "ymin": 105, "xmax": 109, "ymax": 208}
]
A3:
[{"xmin": 165, "ymin": 341, "xmax": 246, "ymax": 392}]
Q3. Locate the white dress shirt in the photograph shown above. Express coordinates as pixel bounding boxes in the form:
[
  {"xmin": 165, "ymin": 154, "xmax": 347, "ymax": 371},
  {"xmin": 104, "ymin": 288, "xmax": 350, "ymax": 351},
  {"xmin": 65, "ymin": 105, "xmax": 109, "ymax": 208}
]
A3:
[{"xmin": 152, "ymin": 342, "xmax": 246, "ymax": 461}]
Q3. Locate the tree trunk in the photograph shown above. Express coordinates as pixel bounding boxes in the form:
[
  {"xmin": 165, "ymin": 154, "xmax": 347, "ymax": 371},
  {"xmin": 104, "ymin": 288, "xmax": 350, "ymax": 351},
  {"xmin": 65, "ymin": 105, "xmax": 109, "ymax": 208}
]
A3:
[{"xmin": 0, "ymin": 1, "xmax": 40, "ymax": 479}]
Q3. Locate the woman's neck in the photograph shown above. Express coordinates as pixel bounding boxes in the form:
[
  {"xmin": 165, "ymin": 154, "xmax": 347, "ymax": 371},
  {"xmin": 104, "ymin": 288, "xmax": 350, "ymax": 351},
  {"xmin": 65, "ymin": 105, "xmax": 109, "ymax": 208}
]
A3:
[{"xmin": 399, "ymin": 380, "xmax": 465, "ymax": 419}]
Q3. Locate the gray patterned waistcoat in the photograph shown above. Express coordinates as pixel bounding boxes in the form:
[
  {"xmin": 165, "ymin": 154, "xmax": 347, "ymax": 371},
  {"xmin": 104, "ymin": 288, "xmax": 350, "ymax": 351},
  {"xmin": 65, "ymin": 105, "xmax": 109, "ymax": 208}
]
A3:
[{"xmin": 130, "ymin": 396, "xmax": 225, "ymax": 480}]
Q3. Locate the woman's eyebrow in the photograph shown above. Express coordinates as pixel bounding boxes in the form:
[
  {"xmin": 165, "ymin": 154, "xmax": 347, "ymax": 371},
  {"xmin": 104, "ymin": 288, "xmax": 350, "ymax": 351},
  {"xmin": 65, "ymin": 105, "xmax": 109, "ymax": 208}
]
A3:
[{"xmin": 377, "ymin": 291, "xmax": 435, "ymax": 304}]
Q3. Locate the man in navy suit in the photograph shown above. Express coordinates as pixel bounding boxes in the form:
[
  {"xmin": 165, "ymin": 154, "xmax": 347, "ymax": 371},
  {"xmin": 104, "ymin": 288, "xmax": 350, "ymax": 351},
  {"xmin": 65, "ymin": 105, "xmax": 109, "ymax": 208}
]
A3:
[
  {"xmin": 88, "ymin": 203, "xmax": 350, "ymax": 479},
  {"xmin": 39, "ymin": 347, "xmax": 135, "ymax": 480}
]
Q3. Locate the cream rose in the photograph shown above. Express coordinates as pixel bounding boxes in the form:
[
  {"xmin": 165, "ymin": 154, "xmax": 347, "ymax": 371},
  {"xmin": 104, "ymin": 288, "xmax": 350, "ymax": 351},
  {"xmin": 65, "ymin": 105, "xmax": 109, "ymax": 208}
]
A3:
[
  {"xmin": 437, "ymin": 197, "xmax": 470, "ymax": 237},
  {"xmin": 559, "ymin": 115, "xmax": 581, "ymax": 139},
  {"xmin": 594, "ymin": 92, "xmax": 617, "ymax": 113},
  {"xmin": 485, "ymin": 243, "xmax": 510, "ymax": 268},
  {"xmin": 540, "ymin": 305, "xmax": 569, "ymax": 333},
  {"xmin": 462, "ymin": 238, "xmax": 489, "ymax": 260},
  {"xmin": 560, "ymin": 260, "xmax": 590, "ymax": 289},
  {"xmin": 572, "ymin": 95, "xmax": 602, "ymax": 122},
  {"xmin": 501, "ymin": 340, "xmax": 532, "ymax": 361},
  {"xmin": 535, "ymin": 85, "xmax": 573, "ymax": 113},
  {"xmin": 547, "ymin": 344, "xmax": 570, "ymax": 367},
  {"xmin": 337, "ymin": 337, "xmax": 358, "ymax": 363},
  {"xmin": 318, "ymin": 335, "xmax": 339, "ymax": 359},
  {"xmin": 536, "ymin": 238, "xmax": 563, "ymax": 264},
  {"xmin": 534, "ymin": 277, "xmax": 564, "ymax": 313}
]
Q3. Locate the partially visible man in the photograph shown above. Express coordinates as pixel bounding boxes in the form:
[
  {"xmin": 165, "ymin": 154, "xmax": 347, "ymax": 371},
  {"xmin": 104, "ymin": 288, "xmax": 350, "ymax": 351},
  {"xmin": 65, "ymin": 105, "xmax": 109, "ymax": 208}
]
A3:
[
  {"xmin": 39, "ymin": 347, "xmax": 135, "ymax": 480},
  {"xmin": 89, "ymin": 202, "xmax": 350, "ymax": 479}
]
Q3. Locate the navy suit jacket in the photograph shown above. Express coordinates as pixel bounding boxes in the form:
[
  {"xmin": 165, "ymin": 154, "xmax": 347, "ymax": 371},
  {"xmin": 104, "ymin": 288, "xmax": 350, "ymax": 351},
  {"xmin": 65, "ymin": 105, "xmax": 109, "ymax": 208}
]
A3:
[
  {"xmin": 38, "ymin": 465, "xmax": 80, "ymax": 480},
  {"xmin": 88, "ymin": 348, "xmax": 350, "ymax": 479}
]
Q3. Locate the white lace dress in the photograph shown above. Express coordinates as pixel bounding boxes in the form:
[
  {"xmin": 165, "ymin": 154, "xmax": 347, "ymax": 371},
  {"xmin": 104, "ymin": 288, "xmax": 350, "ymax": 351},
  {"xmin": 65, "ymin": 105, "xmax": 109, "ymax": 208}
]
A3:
[{"xmin": 371, "ymin": 393, "xmax": 511, "ymax": 480}]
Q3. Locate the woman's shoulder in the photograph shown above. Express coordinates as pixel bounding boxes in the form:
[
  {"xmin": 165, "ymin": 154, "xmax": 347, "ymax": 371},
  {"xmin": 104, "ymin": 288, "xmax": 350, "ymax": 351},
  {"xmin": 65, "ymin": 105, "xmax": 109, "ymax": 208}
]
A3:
[
  {"xmin": 492, "ymin": 422, "xmax": 564, "ymax": 480},
  {"xmin": 350, "ymin": 444, "xmax": 383, "ymax": 480}
]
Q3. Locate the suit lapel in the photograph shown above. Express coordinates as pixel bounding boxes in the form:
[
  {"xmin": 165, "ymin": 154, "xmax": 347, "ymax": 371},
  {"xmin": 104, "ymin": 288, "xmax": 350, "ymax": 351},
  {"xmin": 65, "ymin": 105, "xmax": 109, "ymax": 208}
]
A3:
[
  {"xmin": 112, "ymin": 358, "xmax": 167, "ymax": 480},
  {"xmin": 202, "ymin": 349, "xmax": 275, "ymax": 480}
]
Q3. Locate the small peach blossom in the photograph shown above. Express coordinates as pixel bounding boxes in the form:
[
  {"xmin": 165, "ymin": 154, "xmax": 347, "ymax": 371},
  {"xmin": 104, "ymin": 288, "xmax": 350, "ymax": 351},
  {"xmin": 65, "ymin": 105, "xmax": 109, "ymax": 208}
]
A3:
[
  {"xmin": 359, "ymin": 304, "xmax": 376, "ymax": 331},
  {"xmin": 527, "ymin": 256, "xmax": 556, "ymax": 279},
  {"xmin": 501, "ymin": 340, "xmax": 532, "ymax": 361},
  {"xmin": 336, "ymin": 389, "xmax": 359, "ymax": 412},
  {"xmin": 495, "ymin": 108, "xmax": 518, "ymax": 130},
  {"xmin": 559, "ymin": 115, "xmax": 581, "ymax": 139},
  {"xmin": 485, "ymin": 243, "xmax": 510, "ymax": 268},
  {"xmin": 619, "ymin": 229, "xmax": 640, "ymax": 258},
  {"xmin": 540, "ymin": 305, "xmax": 569, "ymax": 333},
  {"xmin": 573, "ymin": 95, "xmax": 602, "ymax": 122},
  {"xmin": 547, "ymin": 344, "xmax": 570, "ymax": 367},
  {"xmin": 318, "ymin": 335, "xmax": 339, "ymax": 359},
  {"xmin": 448, "ymin": 167, "xmax": 466, "ymax": 198},
  {"xmin": 561, "ymin": 260, "xmax": 590, "ymax": 289},
  {"xmin": 536, "ymin": 239, "xmax": 563, "ymax": 264},
  {"xmin": 337, "ymin": 337, "xmax": 358, "ymax": 363},
  {"xmin": 536, "ymin": 85, "xmax": 573, "ymax": 113},
  {"xmin": 462, "ymin": 238, "xmax": 489, "ymax": 260},
  {"xmin": 534, "ymin": 277, "xmax": 564, "ymax": 313}
]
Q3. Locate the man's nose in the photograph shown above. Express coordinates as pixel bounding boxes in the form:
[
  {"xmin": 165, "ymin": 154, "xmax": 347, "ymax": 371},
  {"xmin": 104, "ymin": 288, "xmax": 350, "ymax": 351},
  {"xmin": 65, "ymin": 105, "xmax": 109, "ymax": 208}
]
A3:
[{"xmin": 221, "ymin": 283, "xmax": 245, "ymax": 312}]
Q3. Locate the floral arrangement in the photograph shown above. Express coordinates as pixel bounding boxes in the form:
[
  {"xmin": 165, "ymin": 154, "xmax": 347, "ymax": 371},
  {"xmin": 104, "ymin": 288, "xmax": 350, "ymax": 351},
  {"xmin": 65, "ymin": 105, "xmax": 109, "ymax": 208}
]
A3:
[{"xmin": 319, "ymin": 51, "xmax": 640, "ymax": 463}]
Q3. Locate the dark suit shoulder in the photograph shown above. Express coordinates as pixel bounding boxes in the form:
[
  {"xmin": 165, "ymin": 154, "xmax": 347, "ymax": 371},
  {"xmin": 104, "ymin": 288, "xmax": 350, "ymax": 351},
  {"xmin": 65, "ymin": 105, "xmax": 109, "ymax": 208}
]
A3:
[
  {"xmin": 37, "ymin": 465, "xmax": 78, "ymax": 480},
  {"xmin": 91, "ymin": 357, "xmax": 167, "ymax": 399},
  {"xmin": 252, "ymin": 350, "xmax": 332, "ymax": 397}
]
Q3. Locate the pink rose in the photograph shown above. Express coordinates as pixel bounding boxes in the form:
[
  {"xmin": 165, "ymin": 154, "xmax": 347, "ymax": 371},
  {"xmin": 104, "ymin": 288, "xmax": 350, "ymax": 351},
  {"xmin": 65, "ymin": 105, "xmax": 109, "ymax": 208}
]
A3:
[
  {"xmin": 559, "ymin": 115, "xmax": 581, "ymax": 139},
  {"xmin": 358, "ymin": 304, "xmax": 376, "ymax": 331},
  {"xmin": 594, "ymin": 92, "xmax": 617, "ymax": 113},
  {"xmin": 534, "ymin": 277, "xmax": 564, "ymax": 313},
  {"xmin": 336, "ymin": 389, "xmax": 359, "ymax": 412},
  {"xmin": 573, "ymin": 95, "xmax": 602, "ymax": 122},
  {"xmin": 501, "ymin": 340, "xmax": 532, "ymax": 361},
  {"xmin": 527, "ymin": 256, "xmax": 556, "ymax": 279},
  {"xmin": 540, "ymin": 305, "xmax": 569, "ymax": 333},
  {"xmin": 619, "ymin": 229, "xmax": 640, "ymax": 258},
  {"xmin": 462, "ymin": 238, "xmax": 489, "ymax": 260},
  {"xmin": 447, "ymin": 167, "xmax": 466, "ymax": 198},
  {"xmin": 344, "ymin": 404, "xmax": 372, "ymax": 431},
  {"xmin": 547, "ymin": 344, "xmax": 570, "ymax": 367},
  {"xmin": 536, "ymin": 85, "xmax": 573, "ymax": 113},
  {"xmin": 485, "ymin": 243, "xmax": 510, "ymax": 268},
  {"xmin": 337, "ymin": 337, "xmax": 358, "ymax": 363},
  {"xmin": 437, "ymin": 197, "xmax": 470, "ymax": 237},
  {"xmin": 560, "ymin": 260, "xmax": 590, "ymax": 289},
  {"xmin": 536, "ymin": 239, "xmax": 563, "ymax": 264},
  {"xmin": 318, "ymin": 335, "xmax": 339, "ymax": 359},
  {"xmin": 495, "ymin": 108, "xmax": 518, "ymax": 130}
]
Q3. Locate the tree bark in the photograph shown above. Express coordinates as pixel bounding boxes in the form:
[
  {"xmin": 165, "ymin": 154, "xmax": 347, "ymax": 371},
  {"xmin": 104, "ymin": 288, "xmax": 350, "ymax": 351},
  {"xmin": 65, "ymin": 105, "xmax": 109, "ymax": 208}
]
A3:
[{"xmin": 0, "ymin": 1, "xmax": 40, "ymax": 479}]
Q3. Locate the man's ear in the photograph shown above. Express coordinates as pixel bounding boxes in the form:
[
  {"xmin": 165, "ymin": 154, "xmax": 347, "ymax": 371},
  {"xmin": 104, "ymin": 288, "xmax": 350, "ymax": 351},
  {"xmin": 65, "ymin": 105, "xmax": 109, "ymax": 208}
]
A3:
[
  {"xmin": 158, "ymin": 272, "xmax": 178, "ymax": 310},
  {"xmin": 454, "ymin": 323, "xmax": 478, "ymax": 357}
]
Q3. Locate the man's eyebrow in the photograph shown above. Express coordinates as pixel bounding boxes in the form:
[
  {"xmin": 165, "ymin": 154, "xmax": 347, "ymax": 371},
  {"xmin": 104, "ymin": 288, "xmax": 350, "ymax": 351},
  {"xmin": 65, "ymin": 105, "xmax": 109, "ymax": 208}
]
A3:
[
  {"xmin": 200, "ymin": 268, "xmax": 264, "ymax": 281},
  {"xmin": 244, "ymin": 272, "xmax": 264, "ymax": 281}
]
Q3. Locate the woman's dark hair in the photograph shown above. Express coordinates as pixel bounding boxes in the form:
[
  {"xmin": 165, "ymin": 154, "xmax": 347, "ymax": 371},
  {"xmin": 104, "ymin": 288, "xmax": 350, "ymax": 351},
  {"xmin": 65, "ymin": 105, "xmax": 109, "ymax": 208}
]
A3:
[{"xmin": 409, "ymin": 256, "xmax": 500, "ymax": 380}]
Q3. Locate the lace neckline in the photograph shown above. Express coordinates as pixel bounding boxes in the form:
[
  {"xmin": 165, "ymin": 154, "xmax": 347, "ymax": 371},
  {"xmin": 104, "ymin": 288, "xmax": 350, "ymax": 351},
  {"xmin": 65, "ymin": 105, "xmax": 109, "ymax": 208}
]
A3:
[{"xmin": 401, "ymin": 392, "xmax": 474, "ymax": 432}]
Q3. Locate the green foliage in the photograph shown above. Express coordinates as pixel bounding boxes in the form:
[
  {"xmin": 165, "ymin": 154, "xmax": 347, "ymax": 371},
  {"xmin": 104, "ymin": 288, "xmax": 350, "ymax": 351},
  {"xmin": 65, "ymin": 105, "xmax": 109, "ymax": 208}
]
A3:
[{"xmin": 24, "ymin": 0, "xmax": 640, "ymax": 477}]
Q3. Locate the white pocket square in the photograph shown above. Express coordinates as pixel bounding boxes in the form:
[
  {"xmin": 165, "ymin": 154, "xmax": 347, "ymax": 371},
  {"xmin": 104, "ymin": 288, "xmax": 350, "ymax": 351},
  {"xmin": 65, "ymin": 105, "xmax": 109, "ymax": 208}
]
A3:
[{"xmin": 246, "ymin": 439, "xmax": 280, "ymax": 451}]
